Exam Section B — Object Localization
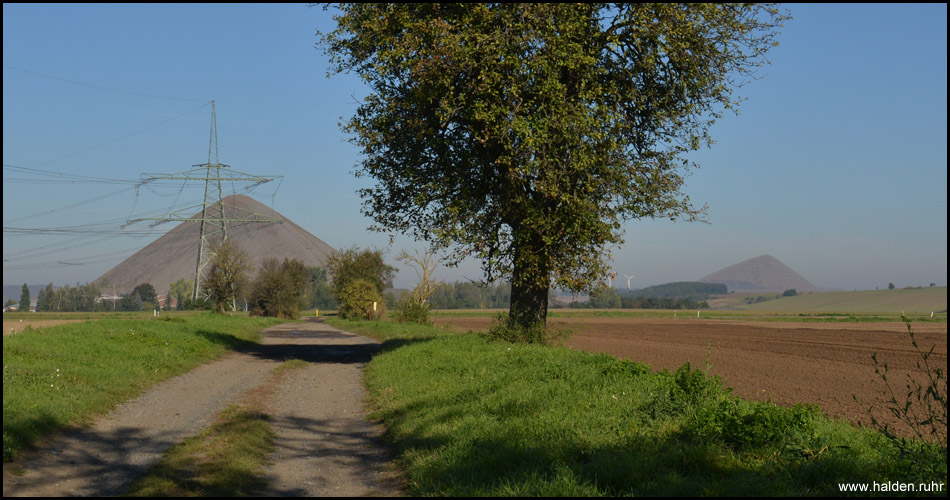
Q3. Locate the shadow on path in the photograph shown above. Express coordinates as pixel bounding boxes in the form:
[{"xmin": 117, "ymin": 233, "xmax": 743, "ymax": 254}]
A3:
[{"xmin": 3, "ymin": 320, "xmax": 396, "ymax": 497}]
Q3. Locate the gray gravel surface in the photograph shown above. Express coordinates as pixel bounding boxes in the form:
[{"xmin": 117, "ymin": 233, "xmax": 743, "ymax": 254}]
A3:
[{"xmin": 2, "ymin": 319, "xmax": 401, "ymax": 497}]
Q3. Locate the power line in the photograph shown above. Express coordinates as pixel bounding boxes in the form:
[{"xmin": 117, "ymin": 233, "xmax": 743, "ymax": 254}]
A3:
[
  {"xmin": 3, "ymin": 64, "xmax": 209, "ymax": 103},
  {"xmin": 2, "ymin": 164, "xmax": 138, "ymax": 185},
  {"xmin": 2, "ymin": 185, "xmax": 134, "ymax": 225},
  {"xmin": 25, "ymin": 101, "xmax": 212, "ymax": 168}
]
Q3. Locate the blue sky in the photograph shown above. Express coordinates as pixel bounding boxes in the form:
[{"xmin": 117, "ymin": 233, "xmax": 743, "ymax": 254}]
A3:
[{"xmin": 3, "ymin": 3, "xmax": 947, "ymax": 292}]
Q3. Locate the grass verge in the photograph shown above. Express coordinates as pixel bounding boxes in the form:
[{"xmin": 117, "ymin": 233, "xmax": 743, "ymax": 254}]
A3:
[
  {"xmin": 2, "ymin": 312, "xmax": 289, "ymax": 462},
  {"xmin": 346, "ymin": 319, "xmax": 947, "ymax": 496}
]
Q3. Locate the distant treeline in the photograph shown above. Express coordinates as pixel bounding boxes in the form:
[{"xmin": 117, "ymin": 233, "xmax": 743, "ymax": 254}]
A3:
[
  {"xmin": 428, "ymin": 281, "xmax": 512, "ymax": 309},
  {"xmin": 565, "ymin": 287, "xmax": 711, "ymax": 310},
  {"xmin": 33, "ymin": 282, "xmax": 150, "ymax": 312},
  {"xmin": 409, "ymin": 281, "xmax": 720, "ymax": 310},
  {"xmin": 627, "ymin": 281, "xmax": 727, "ymax": 300}
]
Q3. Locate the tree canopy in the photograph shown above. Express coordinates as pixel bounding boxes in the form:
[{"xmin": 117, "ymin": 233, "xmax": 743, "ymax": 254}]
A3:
[
  {"xmin": 325, "ymin": 246, "xmax": 396, "ymax": 298},
  {"xmin": 131, "ymin": 283, "xmax": 157, "ymax": 304},
  {"xmin": 203, "ymin": 239, "xmax": 251, "ymax": 313},
  {"xmin": 320, "ymin": 3, "xmax": 789, "ymax": 335}
]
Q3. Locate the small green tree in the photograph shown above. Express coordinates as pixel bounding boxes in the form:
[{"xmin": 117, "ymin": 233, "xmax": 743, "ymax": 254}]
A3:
[
  {"xmin": 326, "ymin": 246, "xmax": 396, "ymax": 298},
  {"xmin": 19, "ymin": 283, "xmax": 31, "ymax": 312},
  {"xmin": 782, "ymin": 289, "xmax": 798, "ymax": 297},
  {"xmin": 203, "ymin": 239, "xmax": 251, "ymax": 313},
  {"xmin": 131, "ymin": 283, "xmax": 157, "ymax": 304},
  {"xmin": 395, "ymin": 248, "xmax": 442, "ymax": 324},
  {"xmin": 888, "ymin": 282, "xmax": 896, "ymax": 290},
  {"xmin": 337, "ymin": 279, "xmax": 384, "ymax": 320},
  {"xmin": 250, "ymin": 258, "xmax": 309, "ymax": 319},
  {"xmin": 588, "ymin": 287, "xmax": 622, "ymax": 309},
  {"xmin": 39, "ymin": 283, "xmax": 53, "ymax": 312}
]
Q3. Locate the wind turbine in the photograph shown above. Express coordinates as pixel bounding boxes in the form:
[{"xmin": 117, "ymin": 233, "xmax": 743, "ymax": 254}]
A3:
[{"xmin": 623, "ymin": 274, "xmax": 636, "ymax": 289}]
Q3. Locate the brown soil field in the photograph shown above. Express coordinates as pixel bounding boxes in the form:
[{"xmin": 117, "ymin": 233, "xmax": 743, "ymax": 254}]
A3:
[
  {"xmin": 433, "ymin": 316, "xmax": 948, "ymax": 438},
  {"xmin": 3, "ymin": 319, "xmax": 83, "ymax": 336}
]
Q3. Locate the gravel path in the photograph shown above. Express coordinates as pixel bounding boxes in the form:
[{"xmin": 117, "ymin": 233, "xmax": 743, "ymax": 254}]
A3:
[{"xmin": 2, "ymin": 319, "xmax": 401, "ymax": 497}]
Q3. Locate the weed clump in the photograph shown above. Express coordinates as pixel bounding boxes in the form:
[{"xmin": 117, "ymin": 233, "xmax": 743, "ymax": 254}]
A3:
[
  {"xmin": 394, "ymin": 300, "xmax": 431, "ymax": 326},
  {"xmin": 855, "ymin": 315, "xmax": 947, "ymax": 479},
  {"xmin": 485, "ymin": 312, "xmax": 571, "ymax": 344}
]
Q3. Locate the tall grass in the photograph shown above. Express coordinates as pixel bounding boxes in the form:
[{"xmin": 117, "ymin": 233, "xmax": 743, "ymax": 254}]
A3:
[
  {"xmin": 352, "ymin": 320, "xmax": 947, "ymax": 496},
  {"xmin": 2, "ymin": 313, "xmax": 288, "ymax": 462}
]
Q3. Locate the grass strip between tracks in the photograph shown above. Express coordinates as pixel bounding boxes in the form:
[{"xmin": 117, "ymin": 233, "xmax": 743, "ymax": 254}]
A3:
[
  {"xmin": 125, "ymin": 359, "xmax": 308, "ymax": 496},
  {"xmin": 331, "ymin": 317, "xmax": 947, "ymax": 496},
  {"xmin": 2, "ymin": 312, "xmax": 289, "ymax": 463}
]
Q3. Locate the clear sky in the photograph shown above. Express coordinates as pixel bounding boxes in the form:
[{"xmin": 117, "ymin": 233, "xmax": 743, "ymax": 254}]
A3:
[{"xmin": 3, "ymin": 3, "xmax": 947, "ymax": 292}]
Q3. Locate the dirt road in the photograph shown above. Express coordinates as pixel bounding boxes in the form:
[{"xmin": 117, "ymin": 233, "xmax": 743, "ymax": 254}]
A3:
[{"xmin": 2, "ymin": 319, "xmax": 400, "ymax": 497}]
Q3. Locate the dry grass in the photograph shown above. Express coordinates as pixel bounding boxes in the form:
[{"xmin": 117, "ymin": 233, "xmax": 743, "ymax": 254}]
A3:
[{"xmin": 3, "ymin": 320, "xmax": 84, "ymax": 336}]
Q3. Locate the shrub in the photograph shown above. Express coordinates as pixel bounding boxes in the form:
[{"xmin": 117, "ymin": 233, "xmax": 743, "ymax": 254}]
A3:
[
  {"xmin": 485, "ymin": 312, "xmax": 570, "ymax": 344},
  {"xmin": 337, "ymin": 279, "xmax": 384, "ymax": 320},
  {"xmin": 395, "ymin": 299, "xmax": 431, "ymax": 325},
  {"xmin": 858, "ymin": 315, "xmax": 947, "ymax": 450},
  {"xmin": 690, "ymin": 399, "xmax": 821, "ymax": 451},
  {"xmin": 249, "ymin": 258, "xmax": 308, "ymax": 319}
]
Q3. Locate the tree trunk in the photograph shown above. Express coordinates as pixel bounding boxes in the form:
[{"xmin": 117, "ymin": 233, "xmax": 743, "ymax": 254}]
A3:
[{"xmin": 507, "ymin": 235, "xmax": 549, "ymax": 341}]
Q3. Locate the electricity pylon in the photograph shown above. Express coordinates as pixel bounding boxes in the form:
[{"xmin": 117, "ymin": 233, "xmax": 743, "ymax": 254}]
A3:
[{"xmin": 131, "ymin": 101, "xmax": 283, "ymax": 301}]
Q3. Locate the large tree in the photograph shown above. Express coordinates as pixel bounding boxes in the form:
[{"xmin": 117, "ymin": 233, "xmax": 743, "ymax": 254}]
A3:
[{"xmin": 320, "ymin": 3, "xmax": 789, "ymax": 337}]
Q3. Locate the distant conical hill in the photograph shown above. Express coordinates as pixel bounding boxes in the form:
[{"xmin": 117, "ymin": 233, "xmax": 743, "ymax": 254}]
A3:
[
  {"xmin": 698, "ymin": 255, "xmax": 818, "ymax": 292},
  {"xmin": 96, "ymin": 195, "xmax": 337, "ymax": 296}
]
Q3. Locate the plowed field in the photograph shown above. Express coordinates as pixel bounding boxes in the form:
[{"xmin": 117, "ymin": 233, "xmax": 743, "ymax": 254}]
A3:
[{"xmin": 433, "ymin": 316, "xmax": 948, "ymax": 438}]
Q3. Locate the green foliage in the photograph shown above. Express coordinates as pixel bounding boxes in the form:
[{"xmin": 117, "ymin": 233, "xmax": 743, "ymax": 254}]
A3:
[
  {"xmin": 131, "ymin": 283, "xmax": 157, "ymax": 304},
  {"xmin": 587, "ymin": 287, "xmax": 621, "ymax": 309},
  {"xmin": 744, "ymin": 293, "xmax": 781, "ymax": 305},
  {"xmin": 326, "ymin": 246, "xmax": 396, "ymax": 298},
  {"xmin": 616, "ymin": 296, "xmax": 710, "ymax": 310},
  {"xmin": 320, "ymin": 3, "xmax": 790, "ymax": 333},
  {"xmin": 429, "ymin": 281, "xmax": 511, "ymax": 309},
  {"xmin": 394, "ymin": 299, "xmax": 432, "ymax": 326},
  {"xmin": 889, "ymin": 282, "xmax": 896, "ymax": 289},
  {"xmin": 689, "ymin": 399, "xmax": 821, "ymax": 451},
  {"xmin": 39, "ymin": 282, "xmax": 104, "ymax": 312},
  {"xmin": 19, "ymin": 283, "xmax": 30, "ymax": 311},
  {"xmin": 303, "ymin": 267, "xmax": 337, "ymax": 310},
  {"xmin": 203, "ymin": 240, "xmax": 251, "ymax": 313},
  {"xmin": 337, "ymin": 279, "xmax": 384, "ymax": 320},
  {"xmin": 859, "ymin": 316, "xmax": 947, "ymax": 454},
  {"xmin": 627, "ymin": 282, "xmax": 728, "ymax": 300},
  {"xmin": 485, "ymin": 312, "xmax": 569, "ymax": 344},
  {"xmin": 120, "ymin": 293, "xmax": 144, "ymax": 312},
  {"xmin": 783, "ymin": 288, "xmax": 798, "ymax": 297},
  {"xmin": 168, "ymin": 279, "xmax": 194, "ymax": 311},
  {"xmin": 249, "ymin": 258, "xmax": 308, "ymax": 319}
]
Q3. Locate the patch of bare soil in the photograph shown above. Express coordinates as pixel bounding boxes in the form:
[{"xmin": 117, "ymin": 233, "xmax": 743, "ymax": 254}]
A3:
[
  {"xmin": 434, "ymin": 316, "xmax": 948, "ymax": 438},
  {"xmin": 2, "ymin": 319, "xmax": 401, "ymax": 497},
  {"xmin": 3, "ymin": 319, "xmax": 83, "ymax": 336}
]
